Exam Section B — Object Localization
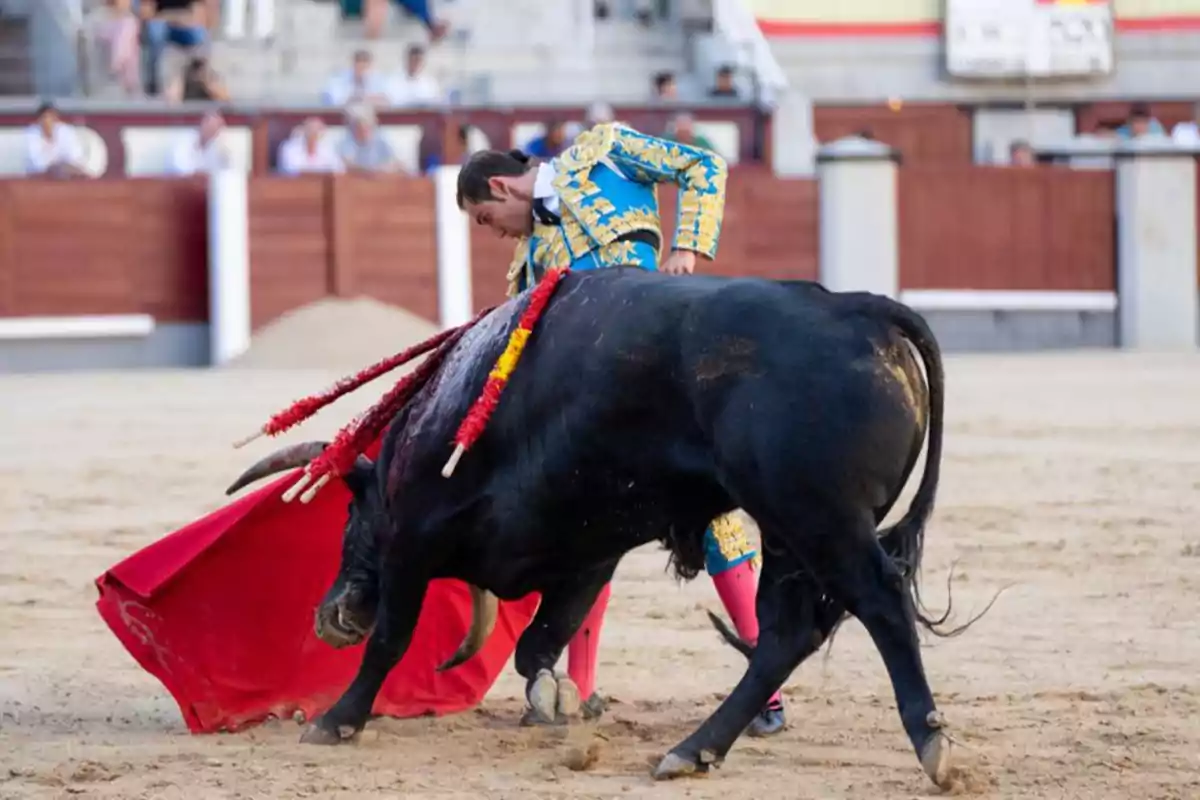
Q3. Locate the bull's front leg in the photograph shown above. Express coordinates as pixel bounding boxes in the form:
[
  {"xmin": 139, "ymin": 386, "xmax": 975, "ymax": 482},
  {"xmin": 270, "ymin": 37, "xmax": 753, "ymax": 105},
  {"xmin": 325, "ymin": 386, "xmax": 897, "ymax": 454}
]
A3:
[
  {"xmin": 301, "ymin": 568, "xmax": 429, "ymax": 745},
  {"xmin": 514, "ymin": 561, "xmax": 617, "ymax": 726}
]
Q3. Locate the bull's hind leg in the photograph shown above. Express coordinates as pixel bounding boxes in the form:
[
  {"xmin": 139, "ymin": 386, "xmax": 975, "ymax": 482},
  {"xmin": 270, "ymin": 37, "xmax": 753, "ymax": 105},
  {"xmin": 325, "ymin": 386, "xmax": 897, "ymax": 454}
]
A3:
[
  {"xmin": 813, "ymin": 508, "xmax": 952, "ymax": 789},
  {"xmin": 514, "ymin": 561, "xmax": 617, "ymax": 726},
  {"xmin": 654, "ymin": 548, "xmax": 839, "ymax": 779}
]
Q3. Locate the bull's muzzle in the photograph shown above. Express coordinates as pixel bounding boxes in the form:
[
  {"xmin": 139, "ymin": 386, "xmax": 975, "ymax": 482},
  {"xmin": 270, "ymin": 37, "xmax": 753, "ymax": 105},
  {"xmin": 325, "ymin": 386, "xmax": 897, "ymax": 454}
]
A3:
[
  {"xmin": 314, "ymin": 589, "xmax": 375, "ymax": 649},
  {"xmin": 312, "ymin": 583, "xmax": 497, "ymax": 666}
]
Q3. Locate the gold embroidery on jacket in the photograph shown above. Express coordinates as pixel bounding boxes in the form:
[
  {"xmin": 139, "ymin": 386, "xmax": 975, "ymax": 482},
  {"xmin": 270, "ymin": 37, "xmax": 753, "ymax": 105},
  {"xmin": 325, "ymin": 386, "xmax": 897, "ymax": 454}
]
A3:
[
  {"xmin": 511, "ymin": 121, "xmax": 727, "ymax": 289},
  {"xmin": 710, "ymin": 513, "xmax": 755, "ymax": 564}
]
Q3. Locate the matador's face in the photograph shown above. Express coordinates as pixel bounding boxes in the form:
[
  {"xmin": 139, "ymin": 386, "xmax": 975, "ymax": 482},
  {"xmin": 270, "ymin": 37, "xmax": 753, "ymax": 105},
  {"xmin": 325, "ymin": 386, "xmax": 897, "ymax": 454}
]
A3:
[{"xmin": 464, "ymin": 177, "xmax": 535, "ymax": 240}]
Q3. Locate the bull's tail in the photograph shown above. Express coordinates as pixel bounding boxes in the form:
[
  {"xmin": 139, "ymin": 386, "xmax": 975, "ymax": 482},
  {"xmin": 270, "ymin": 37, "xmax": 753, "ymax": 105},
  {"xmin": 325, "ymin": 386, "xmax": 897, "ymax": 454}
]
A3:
[
  {"xmin": 864, "ymin": 296, "xmax": 945, "ymax": 629},
  {"xmin": 860, "ymin": 294, "xmax": 1000, "ymax": 638},
  {"xmin": 705, "ymin": 290, "xmax": 995, "ymax": 662},
  {"xmin": 706, "ymin": 610, "xmax": 754, "ymax": 659}
]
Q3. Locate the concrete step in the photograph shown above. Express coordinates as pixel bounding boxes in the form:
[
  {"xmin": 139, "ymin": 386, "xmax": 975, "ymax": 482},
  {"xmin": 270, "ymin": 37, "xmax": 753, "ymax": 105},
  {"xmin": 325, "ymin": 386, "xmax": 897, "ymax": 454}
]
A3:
[
  {"xmin": 593, "ymin": 17, "xmax": 685, "ymax": 56},
  {"xmin": 278, "ymin": 0, "xmax": 342, "ymax": 34},
  {"xmin": 208, "ymin": 0, "xmax": 695, "ymax": 104}
]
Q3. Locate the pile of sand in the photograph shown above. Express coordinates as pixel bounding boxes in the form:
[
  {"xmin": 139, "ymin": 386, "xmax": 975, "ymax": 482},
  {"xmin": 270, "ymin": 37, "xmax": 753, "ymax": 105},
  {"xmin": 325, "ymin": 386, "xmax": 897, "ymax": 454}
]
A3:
[{"xmin": 228, "ymin": 297, "xmax": 441, "ymax": 370}]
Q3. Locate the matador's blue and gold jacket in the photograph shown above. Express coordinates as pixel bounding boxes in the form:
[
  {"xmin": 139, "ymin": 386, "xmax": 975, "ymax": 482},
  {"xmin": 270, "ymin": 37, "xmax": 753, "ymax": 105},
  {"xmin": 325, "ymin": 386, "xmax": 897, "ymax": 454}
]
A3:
[{"xmin": 506, "ymin": 121, "xmax": 729, "ymax": 297}]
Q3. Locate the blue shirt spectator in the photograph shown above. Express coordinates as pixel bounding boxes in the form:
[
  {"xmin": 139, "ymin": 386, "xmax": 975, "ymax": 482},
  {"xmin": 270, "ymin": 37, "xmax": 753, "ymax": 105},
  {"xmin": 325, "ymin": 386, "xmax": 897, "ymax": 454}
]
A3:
[
  {"xmin": 1117, "ymin": 103, "xmax": 1166, "ymax": 139},
  {"xmin": 523, "ymin": 120, "xmax": 569, "ymax": 159}
]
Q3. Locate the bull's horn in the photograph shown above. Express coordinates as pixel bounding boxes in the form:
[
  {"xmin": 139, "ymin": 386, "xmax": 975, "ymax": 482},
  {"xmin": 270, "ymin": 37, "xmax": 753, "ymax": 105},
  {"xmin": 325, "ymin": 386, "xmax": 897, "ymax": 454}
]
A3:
[
  {"xmin": 436, "ymin": 585, "xmax": 499, "ymax": 672},
  {"xmin": 225, "ymin": 441, "xmax": 329, "ymax": 496}
]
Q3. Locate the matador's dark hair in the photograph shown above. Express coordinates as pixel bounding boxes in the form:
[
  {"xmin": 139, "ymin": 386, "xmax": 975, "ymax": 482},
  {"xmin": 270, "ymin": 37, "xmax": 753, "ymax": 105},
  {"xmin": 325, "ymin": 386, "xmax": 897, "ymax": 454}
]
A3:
[{"xmin": 456, "ymin": 148, "xmax": 533, "ymax": 209}]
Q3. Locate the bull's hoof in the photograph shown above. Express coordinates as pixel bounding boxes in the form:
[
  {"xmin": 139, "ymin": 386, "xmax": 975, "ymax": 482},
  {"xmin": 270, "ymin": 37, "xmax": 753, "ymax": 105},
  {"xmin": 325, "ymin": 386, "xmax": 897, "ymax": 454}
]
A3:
[
  {"xmin": 520, "ymin": 670, "xmax": 586, "ymax": 726},
  {"xmin": 920, "ymin": 730, "xmax": 953, "ymax": 789},
  {"xmin": 745, "ymin": 698, "xmax": 786, "ymax": 738},
  {"xmin": 581, "ymin": 692, "xmax": 608, "ymax": 721},
  {"xmin": 651, "ymin": 750, "xmax": 709, "ymax": 781},
  {"xmin": 521, "ymin": 669, "xmax": 561, "ymax": 726},
  {"xmin": 313, "ymin": 609, "xmax": 368, "ymax": 650},
  {"xmin": 555, "ymin": 674, "xmax": 582, "ymax": 719},
  {"xmin": 299, "ymin": 721, "xmax": 358, "ymax": 746}
]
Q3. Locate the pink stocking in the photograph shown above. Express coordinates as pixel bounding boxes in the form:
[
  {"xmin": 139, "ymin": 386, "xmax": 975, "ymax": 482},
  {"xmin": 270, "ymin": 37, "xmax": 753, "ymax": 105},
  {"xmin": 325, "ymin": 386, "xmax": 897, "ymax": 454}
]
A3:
[
  {"xmin": 566, "ymin": 583, "xmax": 611, "ymax": 699},
  {"xmin": 712, "ymin": 561, "xmax": 782, "ymax": 707}
]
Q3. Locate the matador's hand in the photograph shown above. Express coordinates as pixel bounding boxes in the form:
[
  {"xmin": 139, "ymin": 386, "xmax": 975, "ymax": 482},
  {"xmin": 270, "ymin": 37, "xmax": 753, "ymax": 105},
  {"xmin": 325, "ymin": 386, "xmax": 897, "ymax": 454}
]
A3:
[{"xmin": 661, "ymin": 250, "xmax": 696, "ymax": 275}]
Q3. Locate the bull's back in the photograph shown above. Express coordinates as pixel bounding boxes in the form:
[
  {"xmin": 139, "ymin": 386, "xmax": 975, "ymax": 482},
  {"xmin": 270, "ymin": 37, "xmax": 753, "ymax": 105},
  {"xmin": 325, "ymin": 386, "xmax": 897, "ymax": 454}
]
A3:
[{"xmin": 520, "ymin": 269, "xmax": 911, "ymax": 426}]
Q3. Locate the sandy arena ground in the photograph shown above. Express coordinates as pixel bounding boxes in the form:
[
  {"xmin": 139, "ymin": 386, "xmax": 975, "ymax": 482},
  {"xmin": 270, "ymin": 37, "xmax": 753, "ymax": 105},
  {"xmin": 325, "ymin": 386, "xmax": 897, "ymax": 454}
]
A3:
[{"xmin": 2, "ymin": 352, "xmax": 1199, "ymax": 799}]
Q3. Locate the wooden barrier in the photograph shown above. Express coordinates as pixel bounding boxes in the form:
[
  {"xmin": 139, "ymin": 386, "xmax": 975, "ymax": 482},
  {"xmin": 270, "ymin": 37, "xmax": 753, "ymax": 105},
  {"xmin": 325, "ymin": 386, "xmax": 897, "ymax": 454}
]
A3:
[
  {"xmin": 813, "ymin": 103, "xmax": 975, "ymax": 166},
  {"xmin": 898, "ymin": 165, "xmax": 1116, "ymax": 292},
  {"xmin": 0, "ymin": 178, "xmax": 209, "ymax": 320},
  {"xmin": 0, "ymin": 161, "xmax": 1169, "ymax": 334},
  {"xmin": 247, "ymin": 176, "xmax": 440, "ymax": 328}
]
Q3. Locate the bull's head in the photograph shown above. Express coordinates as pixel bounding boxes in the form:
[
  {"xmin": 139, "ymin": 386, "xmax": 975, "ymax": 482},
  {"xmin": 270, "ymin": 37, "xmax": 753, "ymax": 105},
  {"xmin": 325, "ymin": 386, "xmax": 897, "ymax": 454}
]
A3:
[{"xmin": 224, "ymin": 442, "xmax": 497, "ymax": 671}]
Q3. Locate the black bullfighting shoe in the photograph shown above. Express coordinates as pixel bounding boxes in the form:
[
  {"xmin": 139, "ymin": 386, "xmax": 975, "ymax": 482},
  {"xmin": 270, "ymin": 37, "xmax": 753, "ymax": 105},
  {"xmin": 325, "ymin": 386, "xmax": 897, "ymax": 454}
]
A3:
[
  {"xmin": 746, "ymin": 697, "xmax": 786, "ymax": 737},
  {"xmin": 581, "ymin": 692, "xmax": 608, "ymax": 721}
]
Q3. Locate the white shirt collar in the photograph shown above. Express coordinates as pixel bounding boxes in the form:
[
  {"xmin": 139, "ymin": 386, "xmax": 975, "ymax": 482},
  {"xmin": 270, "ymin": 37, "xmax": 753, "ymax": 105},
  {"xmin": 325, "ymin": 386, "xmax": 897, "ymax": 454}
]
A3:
[{"xmin": 532, "ymin": 161, "xmax": 560, "ymax": 219}]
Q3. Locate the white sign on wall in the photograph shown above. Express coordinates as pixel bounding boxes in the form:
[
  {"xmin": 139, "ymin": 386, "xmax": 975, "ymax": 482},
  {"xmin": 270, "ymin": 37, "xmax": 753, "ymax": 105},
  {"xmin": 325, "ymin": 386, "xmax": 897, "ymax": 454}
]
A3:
[{"xmin": 945, "ymin": 0, "xmax": 1114, "ymax": 79}]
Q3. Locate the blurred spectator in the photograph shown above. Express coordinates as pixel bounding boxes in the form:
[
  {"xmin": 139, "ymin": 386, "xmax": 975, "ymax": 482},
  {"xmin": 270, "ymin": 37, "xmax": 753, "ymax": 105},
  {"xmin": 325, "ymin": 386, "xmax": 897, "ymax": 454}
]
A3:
[
  {"xmin": 141, "ymin": 0, "xmax": 209, "ymax": 96},
  {"xmin": 167, "ymin": 109, "xmax": 232, "ymax": 175},
  {"xmin": 1117, "ymin": 103, "xmax": 1165, "ymax": 139},
  {"xmin": 359, "ymin": 0, "xmax": 448, "ymax": 42},
  {"xmin": 633, "ymin": 0, "xmax": 654, "ymax": 26},
  {"xmin": 1171, "ymin": 102, "xmax": 1200, "ymax": 146},
  {"xmin": 523, "ymin": 119, "xmax": 569, "ymax": 158},
  {"xmin": 1008, "ymin": 139, "xmax": 1036, "ymax": 167},
  {"xmin": 322, "ymin": 49, "xmax": 390, "ymax": 107},
  {"xmin": 664, "ymin": 112, "xmax": 716, "ymax": 153},
  {"xmin": 224, "ymin": 0, "xmax": 274, "ymax": 41},
  {"xmin": 164, "ymin": 56, "xmax": 230, "ymax": 103},
  {"xmin": 652, "ymin": 71, "xmax": 677, "ymax": 101},
  {"xmin": 85, "ymin": 0, "xmax": 142, "ymax": 98},
  {"xmin": 388, "ymin": 45, "xmax": 442, "ymax": 107},
  {"xmin": 420, "ymin": 123, "xmax": 470, "ymax": 173},
  {"xmin": 1094, "ymin": 119, "xmax": 1122, "ymax": 139},
  {"xmin": 338, "ymin": 103, "xmax": 402, "ymax": 173},
  {"xmin": 594, "ymin": 0, "xmax": 661, "ymax": 24},
  {"xmin": 24, "ymin": 102, "xmax": 89, "ymax": 178},
  {"xmin": 709, "ymin": 64, "xmax": 738, "ymax": 99},
  {"xmin": 278, "ymin": 118, "xmax": 344, "ymax": 175}
]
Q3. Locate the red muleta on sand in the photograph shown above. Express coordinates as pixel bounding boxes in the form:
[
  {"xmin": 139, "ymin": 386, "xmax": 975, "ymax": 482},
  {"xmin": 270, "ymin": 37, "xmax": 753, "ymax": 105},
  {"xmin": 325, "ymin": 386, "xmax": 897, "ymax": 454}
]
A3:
[{"xmin": 95, "ymin": 265, "xmax": 570, "ymax": 734}]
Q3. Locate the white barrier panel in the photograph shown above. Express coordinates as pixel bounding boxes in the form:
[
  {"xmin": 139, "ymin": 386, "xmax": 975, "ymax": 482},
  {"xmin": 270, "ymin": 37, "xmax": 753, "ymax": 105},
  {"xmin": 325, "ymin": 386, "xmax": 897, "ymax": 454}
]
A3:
[
  {"xmin": 208, "ymin": 168, "xmax": 251, "ymax": 366},
  {"xmin": 0, "ymin": 314, "xmax": 154, "ymax": 340},
  {"xmin": 1115, "ymin": 145, "xmax": 1199, "ymax": 350},
  {"xmin": 901, "ymin": 290, "xmax": 1117, "ymax": 312},
  {"xmin": 817, "ymin": 136, "xmax": 899, "ymax": 298},
  {"xmin": 434, "ymin": 165, "xmax": 474, "ymax": 328}
]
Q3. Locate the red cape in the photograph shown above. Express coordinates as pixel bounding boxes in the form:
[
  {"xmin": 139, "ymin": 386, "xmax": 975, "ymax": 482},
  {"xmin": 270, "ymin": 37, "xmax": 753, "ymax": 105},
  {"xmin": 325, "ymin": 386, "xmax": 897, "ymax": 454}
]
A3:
[{"xmin": 95, "ymin": 442, "xmax": 541, "ymax": 734}]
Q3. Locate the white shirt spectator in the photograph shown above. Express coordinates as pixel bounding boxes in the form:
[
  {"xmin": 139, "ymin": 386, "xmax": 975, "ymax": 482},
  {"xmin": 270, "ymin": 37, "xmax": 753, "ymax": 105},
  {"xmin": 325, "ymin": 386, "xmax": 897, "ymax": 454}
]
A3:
[
  {"xmin": 24, "ymin": 122, "xmax": 85, "ymax": 175},
  {"xmin": 168, "ymin": 129, "xmax": 232, "ymax": 176},
  {"xmin": 388, "ymin": 69, "xmax": 442, "ymax": 106},
  {"xmin": 322, "ymin": 68, "xmax": 391, "ymax": 106},
  {"xmin": 278, "ymin": 133, "xmax": 344, "ymax": 175},
  {"xmin": 1172, "ymin": 120, "xmax": 1200, "ymax": 147}
]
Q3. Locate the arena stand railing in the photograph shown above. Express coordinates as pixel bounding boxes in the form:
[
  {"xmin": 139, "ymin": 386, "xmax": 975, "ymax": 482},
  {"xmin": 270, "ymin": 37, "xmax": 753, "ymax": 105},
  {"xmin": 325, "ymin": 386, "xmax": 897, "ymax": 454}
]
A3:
[{"xmin": 0, "ymin": 97, "xmax": 1198, "ymax": 372}]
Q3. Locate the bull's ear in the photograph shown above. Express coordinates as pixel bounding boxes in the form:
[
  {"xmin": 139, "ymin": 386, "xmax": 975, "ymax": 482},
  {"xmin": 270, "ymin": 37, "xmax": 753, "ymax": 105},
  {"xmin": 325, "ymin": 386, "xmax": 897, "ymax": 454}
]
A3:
[{"xmin": 342, "ymin": 455, "xmax": 375, "ymax": 497}]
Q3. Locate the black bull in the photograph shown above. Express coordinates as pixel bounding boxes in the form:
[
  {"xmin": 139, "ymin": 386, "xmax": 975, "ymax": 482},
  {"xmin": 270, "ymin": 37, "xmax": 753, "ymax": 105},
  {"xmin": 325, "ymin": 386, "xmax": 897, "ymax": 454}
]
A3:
[{"xmin": 227, "ymin": 267, "xmax": 956, "ymax": 786}]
